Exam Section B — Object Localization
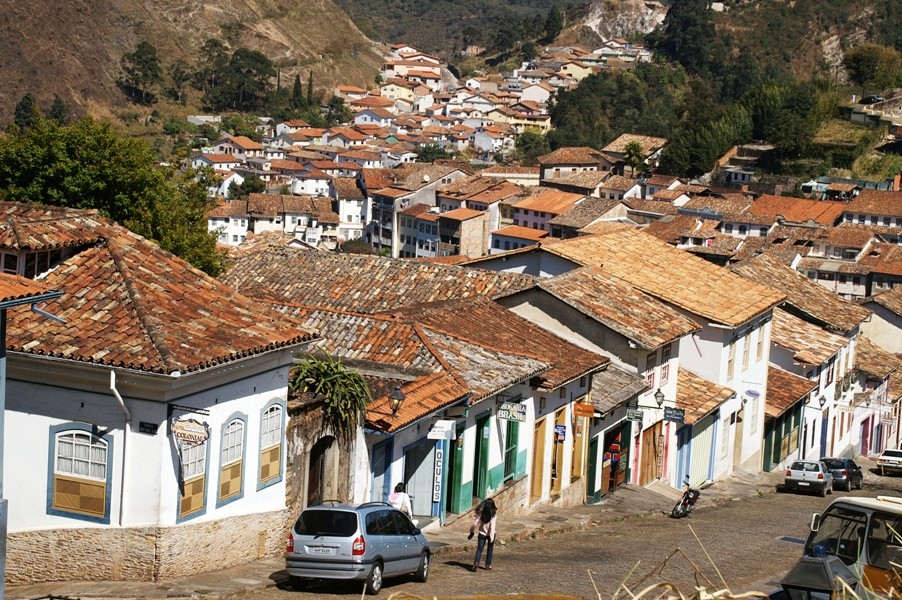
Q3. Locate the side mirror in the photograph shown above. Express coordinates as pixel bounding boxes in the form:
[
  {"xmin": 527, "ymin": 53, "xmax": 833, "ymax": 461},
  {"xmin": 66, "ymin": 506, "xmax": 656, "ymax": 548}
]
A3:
[
  {"xmin": 412, "ymin": 528, "xmax": 422, "ymax": 536},
  {"xmin": 810, "ymin": 512, "xmax": 821, "ymax": 533}
]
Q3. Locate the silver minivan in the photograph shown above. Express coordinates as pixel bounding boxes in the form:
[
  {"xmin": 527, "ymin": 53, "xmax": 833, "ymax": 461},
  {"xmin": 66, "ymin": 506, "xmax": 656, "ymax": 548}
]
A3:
[{"xmin": 285, "ymin": 502, "xmax": 430, "ymax": 594}]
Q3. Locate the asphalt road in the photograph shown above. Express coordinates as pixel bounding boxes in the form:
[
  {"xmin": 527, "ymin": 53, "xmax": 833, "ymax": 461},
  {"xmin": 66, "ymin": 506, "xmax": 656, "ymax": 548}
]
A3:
[{"xmin": 239, "ymin": 477, "xmax": 902, "ymax": 600}]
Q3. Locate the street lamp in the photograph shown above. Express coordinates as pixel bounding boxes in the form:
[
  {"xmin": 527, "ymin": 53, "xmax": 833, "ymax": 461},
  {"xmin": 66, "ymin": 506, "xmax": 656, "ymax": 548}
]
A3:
[
  {"xmin": 819, "ymin": 395, "xmax": 826, "ymax": 409},
  {"xmin": 654, "ymin": 388, "xmax": 665, "ymax": 408},
  {"xmin": 389, "ymin": 385, "xmax": 406, "ymax": 417}
]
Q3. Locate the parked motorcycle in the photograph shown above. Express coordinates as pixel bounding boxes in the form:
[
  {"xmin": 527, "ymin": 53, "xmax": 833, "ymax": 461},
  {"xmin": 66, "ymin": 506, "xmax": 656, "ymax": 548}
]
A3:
[{"xmin": 671, "ymin": 477, "xmax": 701, "ymax": 518}]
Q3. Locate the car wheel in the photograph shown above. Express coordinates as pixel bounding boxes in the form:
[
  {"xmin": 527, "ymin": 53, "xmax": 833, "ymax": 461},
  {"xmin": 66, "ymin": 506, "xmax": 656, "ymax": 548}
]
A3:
[
  {"xmin": 856, "ymin": 477, "xmax": 863, "ymax": 490},
  {"xmin": 820, "ymin": 485, "xmax": 827, "ymax": 498},
  {"xmin": 414, "ymin": 552, "xmax": 429, "ymax": 582},
  {"xmin": 845, "ymin": 481, "xmax": 852, "ymax": 492},
  {"xmin": 366, "ymin": 562, "xmax": 383, "ymax": 595}
]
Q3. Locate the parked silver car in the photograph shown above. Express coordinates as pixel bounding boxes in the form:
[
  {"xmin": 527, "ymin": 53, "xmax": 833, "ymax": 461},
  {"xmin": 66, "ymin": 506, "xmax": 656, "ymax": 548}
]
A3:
[
  {"xmin": 784, "ymin": 460, "xmax": 833, "ymax": 497},
  {"xmin": 285, "ymin": 501, "xmax": 430, "ymax": 594}
]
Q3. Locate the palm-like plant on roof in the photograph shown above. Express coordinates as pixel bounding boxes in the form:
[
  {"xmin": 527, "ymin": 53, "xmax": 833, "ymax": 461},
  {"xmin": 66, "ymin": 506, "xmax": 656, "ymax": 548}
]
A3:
[{"xmin": 289, "ymin": 352, "xmax": 371, "ymax": 436}]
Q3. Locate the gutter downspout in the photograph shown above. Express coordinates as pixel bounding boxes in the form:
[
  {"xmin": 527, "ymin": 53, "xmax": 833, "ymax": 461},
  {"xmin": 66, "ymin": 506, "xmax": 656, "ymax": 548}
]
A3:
[{"xmin": 110, "ymin": 371, "xmax": 131, "ymax": 527}]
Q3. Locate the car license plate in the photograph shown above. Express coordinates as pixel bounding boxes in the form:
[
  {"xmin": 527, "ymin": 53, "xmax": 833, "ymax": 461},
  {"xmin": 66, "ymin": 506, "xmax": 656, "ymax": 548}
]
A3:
[
  {"xmin": 798, "ymin": 482, "xmax": 809, "ymax": 486},
  {"xmin": 310, "ymin": 546, "xmax": 335, "ymax": 555}
]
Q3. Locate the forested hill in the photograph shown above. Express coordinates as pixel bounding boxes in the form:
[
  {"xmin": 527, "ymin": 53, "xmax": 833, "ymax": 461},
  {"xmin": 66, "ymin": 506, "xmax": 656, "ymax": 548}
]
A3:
[{"xmin": 0, "ymin": 0, "xmax": 384, "ymax": 125}]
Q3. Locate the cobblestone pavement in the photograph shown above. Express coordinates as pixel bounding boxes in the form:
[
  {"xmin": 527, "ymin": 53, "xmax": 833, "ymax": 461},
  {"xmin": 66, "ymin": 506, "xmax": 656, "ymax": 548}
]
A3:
[{"xmin": 9, "ymin": 459, "xmax": 901, "ymax": 600}]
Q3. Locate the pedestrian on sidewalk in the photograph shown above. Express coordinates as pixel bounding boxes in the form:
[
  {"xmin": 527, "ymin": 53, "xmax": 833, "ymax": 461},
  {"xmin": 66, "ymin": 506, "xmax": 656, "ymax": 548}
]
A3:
[
  {"xmin": 388, "ymin": 482, "xmax": 413, "ymax": 520},
  {"xmin": 468, "ymin": 498, "xmax": 497, "ymax": 572}
]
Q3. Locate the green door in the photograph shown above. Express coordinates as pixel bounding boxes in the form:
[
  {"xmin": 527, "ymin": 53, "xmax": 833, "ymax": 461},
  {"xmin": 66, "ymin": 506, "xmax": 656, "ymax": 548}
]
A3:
[
  {"xmin": 474, "ymin": 413, "xmax": 490, "ymax": 501},
  {"xmin": 587, "ymin": 435, "xmax": 600, "ymax": 504}
]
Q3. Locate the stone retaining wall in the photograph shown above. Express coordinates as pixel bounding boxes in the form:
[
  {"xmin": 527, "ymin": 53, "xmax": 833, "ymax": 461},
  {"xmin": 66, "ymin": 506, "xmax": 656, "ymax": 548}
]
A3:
[{"xmin": 6, "ymin": 509, "xmax": 290, "ymax": 584}]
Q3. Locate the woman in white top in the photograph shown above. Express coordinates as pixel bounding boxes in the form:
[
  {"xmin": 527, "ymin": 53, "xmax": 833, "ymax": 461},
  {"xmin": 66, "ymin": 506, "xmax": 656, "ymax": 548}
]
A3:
[{"xmin": 388, "ymin": 482, "xmax": 413, "ymax": 519}]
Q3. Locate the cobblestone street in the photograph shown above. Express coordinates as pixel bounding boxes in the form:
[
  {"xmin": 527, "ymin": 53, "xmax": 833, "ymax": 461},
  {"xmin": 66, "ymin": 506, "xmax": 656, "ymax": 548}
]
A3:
[{"xmin": 233, "ymin": 479, "xmax": 902, "ymax": 600}]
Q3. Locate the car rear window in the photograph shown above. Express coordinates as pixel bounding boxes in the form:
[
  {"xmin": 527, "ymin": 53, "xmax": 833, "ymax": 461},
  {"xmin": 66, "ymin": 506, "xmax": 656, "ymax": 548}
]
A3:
[
  {"xmin": 822, "ymin": 459, "xmax": 844, "ymax": 468},
  {"xmin": 294, "ymin": 510, "xmax": 358, "ymax": 536},
  {"xmin": 790, "ymin": 461, "xmax": 820, "ymax": 472},
  {"xmin": 883, "ymin": 450, "xmax": 902, "ymax": 458}
]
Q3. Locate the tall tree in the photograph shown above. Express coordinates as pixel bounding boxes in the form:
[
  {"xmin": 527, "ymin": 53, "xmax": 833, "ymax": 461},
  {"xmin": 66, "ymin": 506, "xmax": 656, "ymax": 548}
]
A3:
[
  {"xmin": 13, "ymin": 93, "xmax": 40, "ymax": 132},
  {"xmin": 292, "ymin": 73, "xmax": 304, "ymax": 108},
  {"xmin": 119, "ymin": 41, "xmax": 163, "ymax": 104},
  {"xmin": 514, "ymin": 129, "xmax": 550, "ymax": 165},
  {"xmin": 167, "ymin": 59, "xmax": 192, "ymax": 104},
  {"xmin": 0, "ymin": 116, "xmax": 223, "ymax": 275},
  {"xmin": 623, "ymin": 141, "xmax": 645, "ymax": 176},
  {"xmin": 307, "ymin": 71, "xmax": 314, "ymax": 106},
  {"xmin": 544, "ymin": 6, "xmax": 564, "ymax": 43},
  {"xmin": 47, "ymin": 95, "xmax": 69, "ymax": 125},
  {"xmin": 205, "ymin": 48, "xmax": 276, "ymax": 112},
  {"xmin": 657, "ymin": 0, "xmax": 714, "ymax": 74},
  {"xmin": 195, "ymin": 38, "xmax": 229, "ymax": 91}
]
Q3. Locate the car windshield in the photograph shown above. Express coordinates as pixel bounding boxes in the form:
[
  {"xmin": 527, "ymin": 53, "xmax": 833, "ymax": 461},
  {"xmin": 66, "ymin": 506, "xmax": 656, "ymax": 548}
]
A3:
[
  {"xmin": 806, "ymin": 505, "xmax": 868, "ymax": 565},
  {"xmin": 294, "ymin": 510, "xmax": 358, "ymax": 537},
  {"xmin": 883, "ymin": 450, "xmax": 902, "ymax": 458}
]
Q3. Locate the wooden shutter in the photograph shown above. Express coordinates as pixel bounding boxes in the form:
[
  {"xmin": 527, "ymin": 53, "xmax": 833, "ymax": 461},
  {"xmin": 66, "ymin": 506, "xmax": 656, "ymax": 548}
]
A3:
[
  {"xmin": 53, "ymin": 474, "xmax": 105, "ymax": 518},
  {"xmin": 219, "ymin": 461, "xmax": 243, "ymax": 501},
  {"xmin": 180, "ymin": 476, "xmax": 205, "ymax": 518},
  {"xmin": 259, "ymin": 445, "xmax": 281, "ymax": 483}
]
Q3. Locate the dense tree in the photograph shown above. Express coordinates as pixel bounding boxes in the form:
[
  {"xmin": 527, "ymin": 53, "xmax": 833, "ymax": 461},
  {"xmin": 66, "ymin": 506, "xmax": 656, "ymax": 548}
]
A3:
[
  {"xmin": 0, "ymin": 116, "xmax": 223, "ymax": 274},
  {"xmin": 167, "ymin": 59, "xmax": 192, "ymax": 104},
  {"xmin": 416, "ymin": 144, "xmax": 451, "ymax": 162},
  {"xmin": 843, "ymin": 44, "xmax": 902, "ymax": 94},
  {"xmin": 514, "ymin": 129, "xmax": 550, "ymax": 165},
  {"xmin": 193, "ymin": 38, "xmax": 230, "ymax": 92},
  {"xmin": 119, "ymin": 41, "xmax": 163, "ymax": 104},
  {"xmin": 13, "ymin": 93, "xmax": 40, "ymax": 131},
  {"xmin": 47, "ymin": 95, "xmax": 69, "ymax": 125},
  {"xmin": 228, "ymin": 175, "xmax": 266, "ymax": 199},
  {"xmin": 338, "ymin": 238, "xmax": 376, "ymax": 255},
  {"xmin": 544, "ymin": 6, "xmax": 564, "ymax": 43},
  {"xmin": 292, "ymin": 74, "xmax": 304, "ymax": 108},
  {"xmin": 205, "ymin": 48, "xmax": 276, "ymax": 112},
  {"xmin": 655, "ymin": 0, "xmax": 713, "ymax": 74},
  {"xmin": 307, "ymin": 71, "xmax": 314, "ymax": 106},
  {"xmin": 325, "ymin": 96, "xmax": 352, "ymax": 125}
]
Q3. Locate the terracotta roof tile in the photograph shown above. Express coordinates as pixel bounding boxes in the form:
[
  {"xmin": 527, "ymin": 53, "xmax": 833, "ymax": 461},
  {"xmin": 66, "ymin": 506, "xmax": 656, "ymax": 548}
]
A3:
[
  {"xmin": 855, "ymin": 336, "xmax": 900, "ymax": 380},
  {"xmin": 771, "ymin": 308, "xmax": 847, "ymax": 366},
  {"xmin": 602, "ymin": 133, "xmax": 667, "ymax": 154},
  {"xmin": 367, "ymin": 372, "xmax": 469, "ymax": 433},
  {"xmin": 730, "ymin": 253, "xmax": 870, "ymax": 334},
  {"xmin": 492, "ymin": 225, "xmax": 549, "ymax": 241},
  {"xmin": 539, "ymin": 267, "xmax": 700, "ymax": 349},
  {"xmin": 857, "ymin": 243, "xmax": 902, "ymax": 276},
  {"xmin": 766, "ymin": 366, "xmax": 817, "ymax": 417},
  {"xmin": 548, "ymin": 198, "xmax": 619, "ymax": 229},
  {"xmin": 0, "ymin": 273, "xmax": 56, "ymax": 302},
  {"xmin": 865, "ymin": 286, "xmax": 902, "ymax": 316},
  {"xmin": 514, "ymin": 189, "xmax": 584, "ymax": 215},
  {"xmin": 845, "ymin": 190, "xmax": 902, "ymax": 216},
  {"xmin": 537, "ymin": 147, "xmax": 613, "ymax": 166},
  {"xmin": 221, "ymin": 244, "xmax": 536, "ymax": 314},
  {"xmin": 441, "ymin": 208, "xmax": 483, "ymax": 221},
  {"xmin": 5, "ymin": 209, "xmax": 315, "ymax": 374},
  {"xmin": 749, "ymin": 195, "xmax": 845, "ymax": 225},
  {"xmin": 591, "ymin": 365, "xmax": 649, "ymax": 415},
  {"xmin": 676, "ymin": 368, "xmax": 734, "ymax": 425},
  {"xmin": 541, "ymin": 229, "xmax": 785, "ymax": 326}
]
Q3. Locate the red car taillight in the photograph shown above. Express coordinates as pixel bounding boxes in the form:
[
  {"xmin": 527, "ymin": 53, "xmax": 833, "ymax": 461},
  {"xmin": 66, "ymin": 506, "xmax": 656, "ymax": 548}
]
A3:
[
  {"xmin": 817, "ymin": 473, "xmax": 824, "ymax": 480},
  {"xmin": 841, "ymin": 469, "xmax": 848, "ymax": 477},
  {"xmin": 352, "ymin": 534, "xmax": 366, "ymax": 556},
  {"xmin": 286, "ymin": 532, "xmax": 294, "ymax": 553},
  {"xmin": 786, "ymin": 470, "xmax": 791, "ymax": 476}
]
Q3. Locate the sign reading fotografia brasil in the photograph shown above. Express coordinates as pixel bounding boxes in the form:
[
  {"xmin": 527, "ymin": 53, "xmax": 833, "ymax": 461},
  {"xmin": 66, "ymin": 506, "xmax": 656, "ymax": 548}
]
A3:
[{"xmin": 497, "ymin": 401, "xmax": 527, "ymax": 422}]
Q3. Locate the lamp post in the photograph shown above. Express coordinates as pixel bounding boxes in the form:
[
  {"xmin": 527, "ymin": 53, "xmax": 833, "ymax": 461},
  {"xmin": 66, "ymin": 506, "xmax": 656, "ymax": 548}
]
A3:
[
  {"xmin": 654, "ymin": 388, "xmax": 665, "ymax": 409},
  {"xmin": 389, "ymin": 385, "xmax": 406, "ymax": 417},
  {"xmin": 819, "ymin": 395, "xmax": 826, "ymax": 409}
]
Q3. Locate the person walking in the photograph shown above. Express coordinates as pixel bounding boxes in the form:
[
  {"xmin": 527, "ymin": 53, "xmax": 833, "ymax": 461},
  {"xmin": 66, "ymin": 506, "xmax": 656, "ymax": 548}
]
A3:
[
  {"xmin": 468, "ymin": 498, "xmax": 497, "ymax": 571},
  {"xmin": 388, "ymin": 482, "xmax": 413, "ymax": 520}
]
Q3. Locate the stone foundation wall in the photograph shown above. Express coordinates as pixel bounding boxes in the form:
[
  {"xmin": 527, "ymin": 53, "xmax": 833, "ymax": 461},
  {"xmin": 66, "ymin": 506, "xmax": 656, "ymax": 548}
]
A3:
[
  {"xmin": 6, "ymin": 509, "xmax": 290, "ymax": 584},
  {"xmin": 553, "ymin": 477, "xmax": 586, "ymax": 509}
]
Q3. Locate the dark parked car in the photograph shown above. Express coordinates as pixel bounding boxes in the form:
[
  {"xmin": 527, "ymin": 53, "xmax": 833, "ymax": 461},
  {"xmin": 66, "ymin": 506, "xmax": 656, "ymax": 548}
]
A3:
[
  {"xmin": 821, "ymin": 457, "xmax": 863, "ymax": 491},
  {"xmin": 285, "ymin": 501, "xmax": 430, "ymax": 594},
  {"xmin": 784, "ymin": 460, "xmax": 833, "ymax": 497},
  {"xmin": 860, "ymin": 95, "xmax": 885, "ymax": 105}
]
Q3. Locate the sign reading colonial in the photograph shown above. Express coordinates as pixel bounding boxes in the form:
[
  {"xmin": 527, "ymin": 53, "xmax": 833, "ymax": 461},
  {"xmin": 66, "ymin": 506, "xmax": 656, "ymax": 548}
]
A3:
[
  {"xmin": 171, "ymin": 417, "xmax": 210, "ymax": 448},
  {"xmin": 497, "ymin": 401, "xmax": 527, "ymax": 422},
  {"xmin": 627, "ymin": 409, "xmax": 644, "ymax": 422},
  {"xmin": 427, "ymin": 419, "xmax": 456, "ymax": 440},
  {"xmin": 664, "ymin": 407, "xmax": 685, "ymax": 424}
]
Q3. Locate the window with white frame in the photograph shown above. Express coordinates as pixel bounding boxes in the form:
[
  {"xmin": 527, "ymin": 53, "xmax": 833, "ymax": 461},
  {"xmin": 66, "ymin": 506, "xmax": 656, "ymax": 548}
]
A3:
[
  {"xmin": 646, "ymin": 351, "xmax": 657, "ymax": 388},
  {"xmin": 259, "ymin": 404, "xmax": 283, "ymax": 485},
  {"xmin": 727, "ymin": 338, "xmax": 736, "ymax": 379},
  {"xmin": 742, "ymin": 333, "xmax": 751, "ymax": 370},
  {"xmin": 51, "ymin": 429, "xmax": 110, "ymax": 520},
  {"xmin": 660, "ymin": 345, "xmax": 671, "ymax": 383},
  {"xmin": 180, "ymin": 441, "xmax": 207, "ymax": 519},
  {"xmin": 219, "ymin": 418, "xmax": 245, "ymax": 504},
  {"xmin": 757, "ymin": 325, "xmax": 765, "ymax": 361}
]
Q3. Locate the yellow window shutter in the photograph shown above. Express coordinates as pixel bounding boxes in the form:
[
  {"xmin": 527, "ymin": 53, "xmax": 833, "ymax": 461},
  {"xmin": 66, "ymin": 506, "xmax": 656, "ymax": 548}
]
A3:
[
  {"xmin": 259, "ymin": 445, "xmax": 281, "ymax": 483},
  {"xmin": 179, "ymin": 476, "xmax": 205, "ymax": 518},
  {"xmin": 53, "ymin": 475, "xmax": 106, "ymax": 518},
  {"xmin": 219, "ymin": 461, "xmax": 243, "ymax": 501}
]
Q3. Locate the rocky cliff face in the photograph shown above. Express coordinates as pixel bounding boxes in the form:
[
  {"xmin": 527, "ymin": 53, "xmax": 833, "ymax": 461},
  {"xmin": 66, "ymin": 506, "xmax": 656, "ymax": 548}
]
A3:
[
  {"xmin": 0, "ymin": 0, "xmax": 383, "ymax": 124},
  {"xmin": 556, "ymin": 0, "xmax": 667, "ymax": 48}
]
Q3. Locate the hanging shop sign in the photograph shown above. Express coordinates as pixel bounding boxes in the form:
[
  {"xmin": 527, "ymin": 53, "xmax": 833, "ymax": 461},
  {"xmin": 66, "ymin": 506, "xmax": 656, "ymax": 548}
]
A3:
[
  {"xmin": 664, "ymin": 407, "xmax": 685, "ymax": 424},
  {"xmin": 626, "ymin": 409, "xmax": 644, "ymax": 422},
  {"xmin": 171, "ymin": 417, "xmax": 210, "ymax": 448},
  {"xmin": 427, "ymin": 419, "xmax": 457, "ymax": 440},
  {"xmin": 574, "ymin": 402, "xmax": 595, "ymax": 418}
]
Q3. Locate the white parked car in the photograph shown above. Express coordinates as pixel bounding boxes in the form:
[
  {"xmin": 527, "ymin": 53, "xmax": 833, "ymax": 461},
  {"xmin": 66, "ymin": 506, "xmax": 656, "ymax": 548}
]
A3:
[{"xmin": 877, "ymin": 448, "xmax": 902, "ymax": 475}]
